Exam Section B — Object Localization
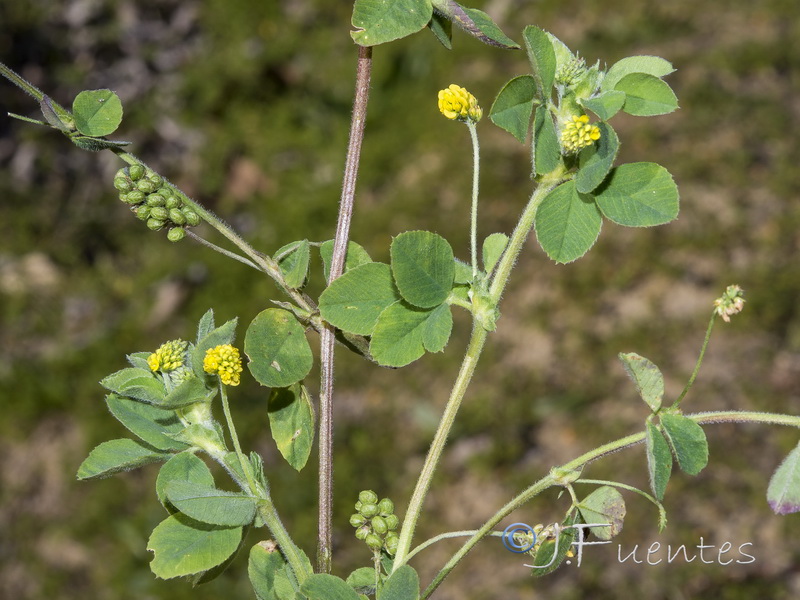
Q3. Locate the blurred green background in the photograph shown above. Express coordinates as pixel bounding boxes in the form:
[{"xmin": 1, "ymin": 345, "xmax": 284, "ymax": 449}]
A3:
[{"xmin": 2, "ymin": 0, "xmax": 800, "ymax": 598}]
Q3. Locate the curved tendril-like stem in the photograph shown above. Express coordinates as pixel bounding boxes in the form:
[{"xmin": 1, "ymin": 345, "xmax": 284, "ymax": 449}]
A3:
[
  {"xmin": 317, "ymin": 44, "xmax": 373, "ymax": 575},
  {"xmin": 422, "ymin": 410, "xmax": 800, "ymax": 597}
]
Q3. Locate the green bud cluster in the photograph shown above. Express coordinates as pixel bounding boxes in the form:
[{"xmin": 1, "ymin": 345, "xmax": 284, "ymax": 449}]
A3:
[
  {"xmin": 350, "ymin": 490, "xmax": 400, "ymax": 555},
  {"xmin": 113, "ymin": 165, "xmax": 201, "ymax": 242},
  {"xmin": 555, "ymin": 56, "xmax": 588, "ymax": 88}
]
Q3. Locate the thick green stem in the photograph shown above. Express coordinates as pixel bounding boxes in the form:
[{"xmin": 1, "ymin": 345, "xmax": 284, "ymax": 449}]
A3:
[{"xmin": 422, "ymin": 409, "xmax": 800, "ymax": 597}]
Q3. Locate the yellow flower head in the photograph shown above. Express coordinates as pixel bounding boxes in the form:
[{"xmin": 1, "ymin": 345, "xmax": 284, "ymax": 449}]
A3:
[
  {"xmin": 438, "ymin": 84, "xmax": 482, "ymax": 123},
  {"xmin": 714, "ymin": 284, "xmax": 745, "ymax": 323},
  {"xmin": 147, "ymin": 339, "xmax": 188, "ymax": 372},
  {"xmin": 203, "ymin": 344, "xmax": 243, "ymax": 386},
  {"xmin": 561, "ymin": 114, "xmax": 601, "ymax": 153}
]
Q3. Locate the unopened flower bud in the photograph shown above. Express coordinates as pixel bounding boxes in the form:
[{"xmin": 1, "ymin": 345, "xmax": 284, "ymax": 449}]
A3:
[
  {"xmin": 126, "ymin": 190, "xmax": 145, "ymax": 205},
  {"xmin": 137, "ymin": 179, "xmax": 156, "ymax": 194},
  {"xmin": 147, "ymin": 193, "xmax": 166, "ymax": 207},
  {"xmin": 350, "ymin": 513, "xmax": 367, "ymax": 528},
  {"xmin": 182, "ymin": 208, "xmax": 201, "ymax": 226},
  {"xmin": 384, "ymin": 532, "xmax": 399, "ymax": 555},
  {"xmin": 149, "ymin": 206, "xmax": 169, "ymax": 221},
  {"xmin": 167, "ymin": 227, "xmax": 186, "ymax": 242},
  {"xmin": 136, "ymin": 205, "xmax": 152, "ymax": 221},
  {"xmin": 359, "ymin": 490, "xmax": 379, "ymax": 505},
  {"xmin": 146, "ymin": 172, "xmax": 163, "ymax": 187},
  {"xmin": 359, "ymin": 503, "xmax": 379, "ymax": 519},
  {"xmin": 355, "ymin": 525, "xmax": 370, "ymax": 540},
  {"xmin": 169, "ymin": 208, "xmax": 186, "ymax": 226},
  {"xmin": 128, "ymin": 164, "xmax": 145, "ymax": 181},
  {"xmin": 371, "ymin": 516, "xmax": 388, "ymax": 535},
  {"xmin": 147, "ymin": 217, "xmax": 165, "ymax": 230},
  {"xmin": 378, "ymin": 498, "xmax": 394, "ymax": 516},
  {"xmin": 165, "ymin": 195, "xmax": 181, "ymax": 210},
  {"xmin": 114, "ymin": 177, "xmax": 133, "ymax": 192},
  {"xmin": 384, "ymin": 514, "xmax": 399, "ymax": 531},
  {"xmin": 365, "ymin": 533, "xmax": 383, "ymax": 550}
]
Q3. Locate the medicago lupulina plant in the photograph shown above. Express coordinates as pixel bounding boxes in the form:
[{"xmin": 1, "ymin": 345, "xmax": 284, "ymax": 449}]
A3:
[{"xmin": 3, "ymin": 1, "xmax": 800, "ymax": 599}]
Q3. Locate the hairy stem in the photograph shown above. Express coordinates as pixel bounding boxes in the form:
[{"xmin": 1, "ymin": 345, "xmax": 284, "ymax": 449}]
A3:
[
  {"xmin": 392, "ymin": 325, "xmax": 489, "ymax": 568},
  {"xmin": 467, "ymin": 121, "xmax": 480, "ymax": 280},
  {"xmin": 317, "ymin": 45, "xmax": 373, "ymax": 574},
  {"xmin": 674, "ymin": 311, "xmax": 717, "ymax": 407}
]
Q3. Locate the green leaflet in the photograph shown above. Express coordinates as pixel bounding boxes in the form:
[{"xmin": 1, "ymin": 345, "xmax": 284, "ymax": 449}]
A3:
[
  {"xmin": 106, "ymin": 394, "xmax": 190, "ymax": 451},
  {"xmin": 535, "ymin": 180, "xmax": 602, "ymax": 264},
  {"xmin": 523, "ymin": 25, "xmax": 556, "ymax": 101},
  {"xmin": 249, "ymin": 542, "xmax": 290, "ymax": 600},
  {"xmin": 602, "ymin": 55, "xmax": 675, "ymax": 92},
  {"xmin": 268, "ymin": 384, "xmax": 315, "ymax": 471},
  {"xmin": 618, "ymin": 352, "xmax": 664, "ymax": 412},
  {"xmin": 594, "ymin": 162, "xmax": 679, "ymax": 227},
  {"xmin": 77, "ymin": 438, "xmax": 170, "ymax": 480},
  {"xmin": 319, "ymin": 262, "xmax": 400, "ymax": 335},
  {"xmin": 580, "ymin": 90, "xmax": 626, "ymax": 121},
  {"xmin": 370, "ymin": 301, "xmax": 453, "ymax": 367},
  {"xmin": 616, "ymin": 73, "xmax": 679, "ymax": 116},
  {"xmin": 482, "ymin": 232, "xmax": 509, "ymax": 275},
  {"xmin": 489, "ymin": 75, "xmax": 536, "ymax": 143},
  {"xmin": 319, "ymin": 239, "xmax": 373, "ymax": 281},
  {"xmin": 301, "ymin": 574, "xmax": 361, "ymax": 600},
  {"xmin": 245, "ymin": 308, "xmax": 313, "ymax": 388},
  {"xmin": 532, "ymin": 104, "xmax": 560, "ymax": 177},
  {"xmin": 381, "ymin": 565, "xmax": 420, "ymax": 600},
  {"xmin": 767, "ymin": 442, "xmax": 800, "ymax": 515},
  {"xmin": 156, "ymin": 451, "xmax": 215, "ymax": 512},
  {"xmin": 576, "ymin": 122, "xmax": 619, "ymax": 194},
  {"xmin": 274, "ymin": 240, "xmax": 310, "ymax": 289},
  {"xmin": 100, "ymin": 367, "xmax": 166, "ymax": 405},
  {"xmin": 660, "ymin": 414, "xmax": 708, "ymax": 476},
  {"xmin": 351, "ymin": 0, "xmax": 433, "ymax": 46},
  {"xmin": 390, "ymin": 230, "xmax": 455, "ymax": 309},
  {"xmin": 577, "ymin": 486, "xmax": 626, "ymax": 540},
  {"xmin": 164, "ymin": 480, "xmax": 257, "ymax": 526},
  {"xmin": 72, "ymin": 89, "xmax": 123, "ymax": 136},
  {"xmin": 646, "ymin": 420, "xmax": 673, "ymax": 500},
  {"xmin": 147, "ymin": 513, "xmax": 243, "ymax": 579}
]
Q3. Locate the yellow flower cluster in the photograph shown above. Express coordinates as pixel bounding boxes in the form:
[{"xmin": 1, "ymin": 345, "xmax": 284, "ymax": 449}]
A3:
[
  {"xmin": 561, "ymin": 115, "xmax": 601, "ymax": 153},
  {"xmin": 203, "ymin": 344, "xmax": 243, "ymax": 386},
  {"xmin": 147, "ymin": 339, "xmax": 188, "ymax": 372},
  {"xmin": 437, "ymin": 84, "xmax": 482, "ymax": 123}
]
